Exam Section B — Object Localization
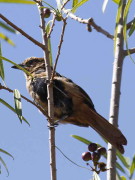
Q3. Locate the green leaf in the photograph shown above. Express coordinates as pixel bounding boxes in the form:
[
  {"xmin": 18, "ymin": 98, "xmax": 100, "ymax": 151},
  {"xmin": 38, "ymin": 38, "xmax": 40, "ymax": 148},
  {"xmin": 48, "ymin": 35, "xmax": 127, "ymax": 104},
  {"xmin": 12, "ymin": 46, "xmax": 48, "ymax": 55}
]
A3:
[
  {"xmin": 0, "ymin": 149, "xmax": 14, "ymax": 159},
  {"xmin": 123, "ymin": 0, "xmax": 134, "ymax": 62},
  {"xmin": 92, "ymin": 171, "xmax": 101, "ymax": 180},
  {"xmin": 0, "ymin": 56, "xmax": 32, "ymax": 77},
  {"xmin": 0, "ymin": 33, "xmax": 15, "ymax": 46},
  {"xmin": 116, "ymin": 161, "xmax": 126, "ymax": 174},
  {"xmin": 45, "ymin": 21, "xmax": 53, "ymax": 66},
  {"xmin": 71, "ymin": 135, "xmax": 92, "ymax": 145},
  {"xmin": 116, "ymin": 151, "xmax": 130, "ymax": 169},
  {"xmin": 0, "ymin": 157, "xmax": 9, "ymax": 176},
  {"xmin": 128, "ymin": 18, "xmax": 135, "ymax": 37},
  {"xmin": 0, "ymin": 21, "xmax": 17, "ymax": 33},
  {"xmin": 71, "ymin": 0, "xmax": 89, "ymax": 13},
  {"xmin": 0, "ymin": 98, "xmax": 30, "ymax": 126},
  {"xmin": 114, "ymin": 0, "xmax": 123, "ymax": 52},
  {"xmin": 123, "ymin": 0, "xmax": 133, "ymax": 41},
  {"xmin": 0, "ymin": 0, "xmax": 35, "ymax": 4},
  {"xmin": 120, "ymin": 176, "xmax": 126, "ymax": 180},
  {"xmin": 13, "ymin": 89, "xmax": 23, "ymax": 123},
  {"xmin": 72, "ymin": 0, "xmax": 78, "ymax": 8},
  {"xmin": 129, "ymin": 154, "xmax": 135, "ymax": 179},
  {"xmin": 112, "ymin": 0, "xmax": 120, "ymax": 4},
  {"xmin": 0, "ymin": 43, "xmax": 5, "ymax": 81}
]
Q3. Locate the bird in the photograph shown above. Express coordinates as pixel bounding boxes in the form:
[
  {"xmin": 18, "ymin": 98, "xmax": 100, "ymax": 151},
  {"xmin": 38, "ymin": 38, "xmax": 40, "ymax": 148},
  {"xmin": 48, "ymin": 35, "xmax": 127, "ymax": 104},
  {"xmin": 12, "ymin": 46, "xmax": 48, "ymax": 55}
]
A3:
[{"xmin": 12, "ymin": 57, "xmax": 127, "ymax": 154}]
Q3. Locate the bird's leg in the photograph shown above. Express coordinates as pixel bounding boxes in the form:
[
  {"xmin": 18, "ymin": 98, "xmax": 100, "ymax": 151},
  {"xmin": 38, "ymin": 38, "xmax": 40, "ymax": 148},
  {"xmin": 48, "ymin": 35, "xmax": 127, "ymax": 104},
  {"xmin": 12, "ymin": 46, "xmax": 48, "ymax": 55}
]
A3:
[{"xmin": 54, "ymin": 115, "xmax": 69, "ymax": 124}]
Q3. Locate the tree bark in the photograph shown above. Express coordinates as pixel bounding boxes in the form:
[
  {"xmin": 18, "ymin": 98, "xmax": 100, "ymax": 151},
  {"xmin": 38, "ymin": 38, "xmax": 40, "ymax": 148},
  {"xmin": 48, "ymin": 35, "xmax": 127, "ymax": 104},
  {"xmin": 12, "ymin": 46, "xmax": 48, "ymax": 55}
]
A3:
[{"xmin": 107, "ymin": 1, "xmax": 126, "ymax": 179}]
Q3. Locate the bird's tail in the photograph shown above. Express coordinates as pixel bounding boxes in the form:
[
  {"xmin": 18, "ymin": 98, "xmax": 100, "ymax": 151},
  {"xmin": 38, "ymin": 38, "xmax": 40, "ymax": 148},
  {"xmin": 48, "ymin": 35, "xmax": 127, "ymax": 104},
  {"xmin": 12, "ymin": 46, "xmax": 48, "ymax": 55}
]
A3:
[{"xmin": 79, "ymin": 108, "xmax": 127, "ymax": 154}]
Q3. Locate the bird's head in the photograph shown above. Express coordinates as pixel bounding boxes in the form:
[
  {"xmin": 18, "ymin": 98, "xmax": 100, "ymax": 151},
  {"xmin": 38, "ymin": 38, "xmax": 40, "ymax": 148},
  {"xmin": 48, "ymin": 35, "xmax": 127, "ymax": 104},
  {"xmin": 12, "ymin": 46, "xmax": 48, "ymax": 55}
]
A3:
[{"xmin": 12, "ymin": 57, "xmax": 45, "ymax": 75}]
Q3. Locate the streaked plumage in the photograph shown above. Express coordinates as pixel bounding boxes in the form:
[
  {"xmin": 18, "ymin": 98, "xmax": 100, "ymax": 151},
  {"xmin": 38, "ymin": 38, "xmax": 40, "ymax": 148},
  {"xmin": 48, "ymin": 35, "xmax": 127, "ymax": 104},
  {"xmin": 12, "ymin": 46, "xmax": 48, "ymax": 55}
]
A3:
[{"xmin": 12, "ymin": 57, "xmax": 127, "ymax": 153}]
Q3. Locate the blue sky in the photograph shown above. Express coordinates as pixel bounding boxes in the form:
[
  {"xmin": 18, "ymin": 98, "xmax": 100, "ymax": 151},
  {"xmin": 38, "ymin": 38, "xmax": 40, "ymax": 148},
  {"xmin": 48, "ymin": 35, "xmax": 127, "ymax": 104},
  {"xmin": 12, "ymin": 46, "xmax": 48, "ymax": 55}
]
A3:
[{"xmin": 0, "ymin": 0, "xmax": 135, "ymax": 179}]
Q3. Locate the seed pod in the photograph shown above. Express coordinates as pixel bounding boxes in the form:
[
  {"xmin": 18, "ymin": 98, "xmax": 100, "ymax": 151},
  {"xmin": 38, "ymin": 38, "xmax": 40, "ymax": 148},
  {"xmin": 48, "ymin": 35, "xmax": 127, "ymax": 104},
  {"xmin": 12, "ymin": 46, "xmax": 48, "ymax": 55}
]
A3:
[
  {"xmin": 98, "ymin": 162, "xmax": 107, "ymax": 172},
  {"xmin": 82, "ymin": 152, "xmax": 92, "ymax": 161},
  {"xmin": 91, "ymin": 152, "xmax": 101, "ymax": 162},
  {"xmin": 43, "ymin": 8, "xmax": 51, "ymax": 18},
  {"xmin": 97, "ymin": 147, "xmax": 107, "ymax": 155},
  {"xmin": 88, "ymin": 143, "xmax": 97, "ymax": 152},
  {"xmin": 56, "ymin": 14, "xmax": 62, "ymax": 21}
]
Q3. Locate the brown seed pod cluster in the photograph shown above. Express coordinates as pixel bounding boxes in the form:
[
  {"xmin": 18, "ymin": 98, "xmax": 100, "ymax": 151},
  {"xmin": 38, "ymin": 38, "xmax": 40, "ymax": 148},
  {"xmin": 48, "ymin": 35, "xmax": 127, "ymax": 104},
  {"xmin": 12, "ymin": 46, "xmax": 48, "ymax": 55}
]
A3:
[{"xmin": 82, "ymin": 143, "xmax": 108, "ymax": 174}]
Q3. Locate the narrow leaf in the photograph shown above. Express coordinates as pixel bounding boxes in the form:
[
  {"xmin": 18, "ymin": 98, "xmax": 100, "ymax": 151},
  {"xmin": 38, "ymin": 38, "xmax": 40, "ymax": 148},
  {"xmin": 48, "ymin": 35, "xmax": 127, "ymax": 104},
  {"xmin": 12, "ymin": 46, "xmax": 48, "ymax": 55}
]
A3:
[
  {"xmin": 0, "ymin": 157, "xmax": 9, "ymax": 176},
  {"xmin": 129, "ymin": 154, "xmax": 135, "ymax": 179},
  {"xmin": 0, "ymin": 0, "xmax": 35, "ymax": 4},
  {"xmin": 71, "ymin": 135, "xmax": 92, "ymax": 145},
  {"xmin": 120, "ymin": 176, "xmax": 126, "ymax": 180},
  {"xmin": 72, "ymin": 0, "xmax": 78, "ymax": 8},
  {"xmin": 0, "ymin": 149, "xmax": 14, "ymax": 159},
  {"xmin": 112, "ymin": 0, "xmax": 120, "ymax": 4},
  {"xmin": 123, "ymin": 0, "xmax": 133, "ymax": 41},
  {"xmin": 0, "ymin": 98, "xmax": 30, "ymax": 126},
  {"xmin": 13, "ymin": 89, "xmax": 23, "ymax": 123},
  {"xmin": 0, "ymin": 56, "xmax": 32, "ymax": 77},
  {"xmin": 128, "ymin": 18, "xmax": 135, "ymax": 37},
  {"xmin": 116, "ymin": 161, "xmax": 126, "ymax": 174},
  {"xmin": 71, "ymin": 0, "xmax": 89, "ymax": 13},
  {"xmin": 0, "ymin": 21, "xmax": 17, "ymax": 33},
  {"xmin": 123, "ymin": 0, "xmax": 134, "ymax": 62},
  {"xmin": 116, "ymin": 151, "xmax": 130, "ymax": 169},
  {"xmin": 0, "ymin": 43, "xmax": 5, "ymax": 81},
  {"xmin": 114, "ymin": 0, "xmax": 123, "ymax": 52},
  {"xmin": 45, "ymin": 22, "xmax": 53, "ymax": 65},
  {"xmin": 46, "ymin": 20, "xmax": 53, "ymax": 34},
  {"xmin": 0, "ymin": 33, "xmax": 15, "ymax": 46}
]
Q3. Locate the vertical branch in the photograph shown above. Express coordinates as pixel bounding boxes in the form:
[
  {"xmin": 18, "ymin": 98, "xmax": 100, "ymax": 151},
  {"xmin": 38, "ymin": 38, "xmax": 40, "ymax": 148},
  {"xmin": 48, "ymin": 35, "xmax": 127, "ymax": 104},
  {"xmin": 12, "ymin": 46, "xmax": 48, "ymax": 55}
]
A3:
[
  {"xmin": 107, "ymin": 1, "xmax": 126, "ymax": 180},
  {"xmin": 36, "ymin": 1, "xmax": 57, "ymax": 180},
  {"xmin": 51, "ymin": 18, "xmax": 67, "ymax": 80}
]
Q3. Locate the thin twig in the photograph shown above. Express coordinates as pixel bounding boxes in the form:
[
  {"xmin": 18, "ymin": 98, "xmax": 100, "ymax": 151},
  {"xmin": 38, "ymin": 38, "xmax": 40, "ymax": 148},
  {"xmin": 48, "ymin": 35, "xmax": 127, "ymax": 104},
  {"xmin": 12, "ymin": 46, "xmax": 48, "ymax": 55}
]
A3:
[
  {"xmin": 55, "ymin": 146, "xmax": 90, "ymax": 170},
  {"xmin": 0, "ymin": 14, "xmax": 45, "ymax": 49},
  {"xmin": 61, "ymin": 0, "xmax": 70, "ymax": 10},
  {"xmin": 124, "ymin": 47, "xmax": 135, "ymax": 56},
  {"xmin": 47, "ymin": 15, "xmax": 56, "ymax": 39},
  {"xmin": 51, "ymin": 18, "xmax": 67, "ymax": 80},
  {"xmin": 0, "ymin": 84, "xmax": 50, "ymax": 119},
  {"xmin": 63, "ymin": 9, "xmax": 114, "ymax": 39}
]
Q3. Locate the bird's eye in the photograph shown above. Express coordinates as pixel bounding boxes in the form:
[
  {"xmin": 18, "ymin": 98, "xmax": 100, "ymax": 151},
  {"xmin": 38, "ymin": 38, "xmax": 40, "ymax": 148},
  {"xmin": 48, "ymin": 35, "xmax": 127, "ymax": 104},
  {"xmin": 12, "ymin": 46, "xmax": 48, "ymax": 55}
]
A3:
[{"xmin": 26, "ymin": 60, "xmax": 36, "ymax": 67}]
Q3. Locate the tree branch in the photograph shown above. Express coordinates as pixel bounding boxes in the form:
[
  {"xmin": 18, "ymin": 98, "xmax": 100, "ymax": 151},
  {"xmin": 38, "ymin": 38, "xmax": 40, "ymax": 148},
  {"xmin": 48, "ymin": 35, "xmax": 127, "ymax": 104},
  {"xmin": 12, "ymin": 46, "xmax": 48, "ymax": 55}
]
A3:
[
  {"xmin": 63, "ymin": 10, "xmax": 114, "ymax": 39},
  {"xmin": 51, "ymin": 18, "xmax": 67, "ymax": 80},
  {"xmin": 36, "ymin": 1, "xmax": 57, "ymax": 180},
  {"xmin": 0, "ymin": 13, "xmax": 45, "ymax": 49},
  {"xmin": 47, "ymin": 15, "xmax": 56, "ymax": 39},
  {"xmin": 107, "ymin": 1, "xmax": 126, "ymax": 180},
  {"xmin": 124, "ymin": 47, "xmax": 135, "ymax": 56}
]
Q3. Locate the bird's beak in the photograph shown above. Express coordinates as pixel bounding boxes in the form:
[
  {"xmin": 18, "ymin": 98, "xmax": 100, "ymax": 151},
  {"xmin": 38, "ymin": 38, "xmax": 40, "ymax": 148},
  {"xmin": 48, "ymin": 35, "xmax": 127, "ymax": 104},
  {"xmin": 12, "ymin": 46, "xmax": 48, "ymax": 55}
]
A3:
[{"xmin": 11, "ymin": 64, "xmax": 25, "ymax": 70}]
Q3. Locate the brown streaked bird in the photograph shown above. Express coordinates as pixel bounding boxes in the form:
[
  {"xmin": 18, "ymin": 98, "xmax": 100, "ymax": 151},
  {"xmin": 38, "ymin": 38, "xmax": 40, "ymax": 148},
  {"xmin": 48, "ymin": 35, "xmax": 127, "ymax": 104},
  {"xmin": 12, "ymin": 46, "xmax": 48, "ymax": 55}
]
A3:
[{"xmin": 12, "ymin": 57, "xmax": 127, "ymax": 153}]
